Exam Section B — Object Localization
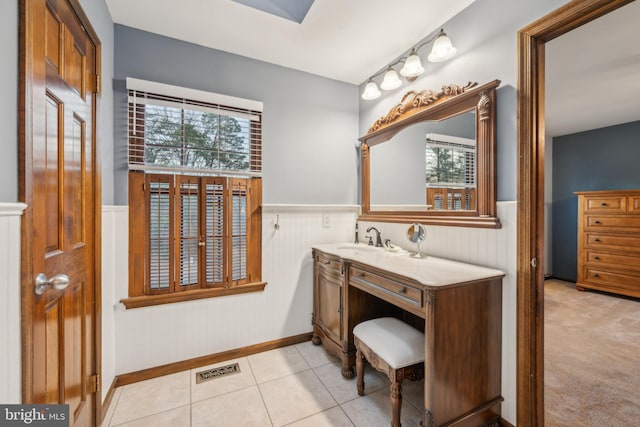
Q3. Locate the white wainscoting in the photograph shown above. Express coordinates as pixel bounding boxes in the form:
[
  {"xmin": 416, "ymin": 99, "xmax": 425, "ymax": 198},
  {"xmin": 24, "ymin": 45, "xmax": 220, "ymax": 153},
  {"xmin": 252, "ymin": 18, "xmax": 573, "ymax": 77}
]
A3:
[
  {"xmin": 360, "ymin": 201, "xmax": 517, "ymax": 425},
  {"xmin": 101, "ymin": 206, "xmax": 128, "ymax": 400},
  {"xmin": 102, "ymin": 205, "xmax": 359, "ymax": 375},
  {"xmin": 103, "ymin": 202, "xmax": 517, "ymax": 424},
  {"xmin": 0, "ymin": 203, "xmax": 27, "ymax": 404}
]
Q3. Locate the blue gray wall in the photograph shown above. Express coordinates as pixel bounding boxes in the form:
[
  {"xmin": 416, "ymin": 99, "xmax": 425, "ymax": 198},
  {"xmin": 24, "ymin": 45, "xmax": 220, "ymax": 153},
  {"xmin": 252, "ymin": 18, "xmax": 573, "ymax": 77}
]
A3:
[
  {"xmin": 0, "ymin": 0, "xmax": 114, "ymax": 204},
  {"xmin": 113, "ymin": 25, "xmax": 359, "ymax": 206},
  {"xmin": 0, "ymin": 1, "xmax": 18, "ymax": 202},
  {"xmin": 552, "ymin": 120, "xmax": 640, "ymax": 281}
]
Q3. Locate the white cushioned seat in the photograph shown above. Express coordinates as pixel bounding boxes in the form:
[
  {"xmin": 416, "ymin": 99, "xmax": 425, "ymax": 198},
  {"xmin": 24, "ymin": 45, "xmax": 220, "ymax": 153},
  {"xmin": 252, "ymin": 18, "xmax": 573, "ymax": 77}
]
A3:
[{"xmin": 353, "ymin": 317, "xmax": 424, "ymax": 369}]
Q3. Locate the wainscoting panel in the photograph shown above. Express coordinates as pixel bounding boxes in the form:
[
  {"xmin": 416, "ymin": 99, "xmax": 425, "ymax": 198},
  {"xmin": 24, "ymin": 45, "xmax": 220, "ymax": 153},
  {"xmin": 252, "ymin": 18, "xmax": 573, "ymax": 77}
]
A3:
[
  {"xmin": 0, "ymin": 203, "xmax": 27, "ymax": 404},
  {"xmin": 359, "ymin": 201, "xmax": 517, "ymax": 424},
  {"xmin": 101, "ymin": 206, "xmax": 128, "ymax": 402},
  {"xmin": 107, "ymin": 205, "xmax": 358, "ymax": 375},
  {"xmin": 103, "ymin": 202, "xmax": 516, "ymax": 425}
]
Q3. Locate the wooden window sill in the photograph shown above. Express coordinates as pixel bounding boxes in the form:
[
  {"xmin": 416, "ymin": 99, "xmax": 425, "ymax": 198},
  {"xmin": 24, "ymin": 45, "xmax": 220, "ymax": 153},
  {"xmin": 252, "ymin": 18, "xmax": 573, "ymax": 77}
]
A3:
[{"xmin": 120, "ymin": 281, "xmax": 267, "ymax": 309}]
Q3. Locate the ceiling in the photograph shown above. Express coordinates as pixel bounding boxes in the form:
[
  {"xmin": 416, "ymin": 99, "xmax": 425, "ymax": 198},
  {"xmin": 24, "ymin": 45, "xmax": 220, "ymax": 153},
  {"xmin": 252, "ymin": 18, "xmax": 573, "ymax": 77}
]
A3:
[
  {"xmin": 104, "ymin": 0, "xmax": 475, "ymax": 85},
  {"xmin": 546, "ymin": 1, "xmax": 640, "ymax": 137}
]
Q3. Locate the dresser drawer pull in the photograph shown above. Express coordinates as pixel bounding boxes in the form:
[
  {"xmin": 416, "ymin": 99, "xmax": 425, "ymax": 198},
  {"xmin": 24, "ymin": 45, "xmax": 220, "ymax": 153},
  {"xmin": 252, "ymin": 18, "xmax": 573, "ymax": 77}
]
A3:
[
  {"xmin": 398, "ymin": 287, "xmax": 407, "ymax": 294},
  {"xmin": 593, "ymin": 256, "xmax": 600, "ymax": 260},
  {"xmin": 594, "ymin": 238, "xmax": 601, "ymax": 243},
  {"xmin": 601, "ymin": 202, "xmax": 607, "ymax": 207},
  {"xmin": 323, "ymin": 260, "xmax": 331, "ymax": 265},
  {"xmin": 594, "ymin": 220, "xmax": 601, "ymax": 224},
  {"xmin": 593, "ymin": 273, "xmax": 600, "ymax": 278}
]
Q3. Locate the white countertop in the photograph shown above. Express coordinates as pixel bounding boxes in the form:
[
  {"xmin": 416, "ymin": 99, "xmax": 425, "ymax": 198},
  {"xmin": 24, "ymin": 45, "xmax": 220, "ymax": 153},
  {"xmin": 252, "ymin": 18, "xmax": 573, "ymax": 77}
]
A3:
[{"xmin": 312, "ymin": 243, "xmax": 505, "ymax": 288}]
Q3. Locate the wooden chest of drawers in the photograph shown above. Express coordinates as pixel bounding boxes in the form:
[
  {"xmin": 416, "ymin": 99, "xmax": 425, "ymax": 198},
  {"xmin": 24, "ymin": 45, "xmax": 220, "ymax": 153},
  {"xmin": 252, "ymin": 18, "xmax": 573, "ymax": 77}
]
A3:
[{"xmin": 576, "ymin": 190, "xmax": 640, "ymax": 298}]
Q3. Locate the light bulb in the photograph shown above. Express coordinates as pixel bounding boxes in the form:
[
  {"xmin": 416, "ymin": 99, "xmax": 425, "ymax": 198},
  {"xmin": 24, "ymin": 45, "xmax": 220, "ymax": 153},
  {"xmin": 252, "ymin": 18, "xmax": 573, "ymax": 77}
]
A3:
[
  {"xmin": 428, "ymin": 31, "xmax": 457, "ymax": 62},
  {"xmin": 400, "ymin": 50, "xmax": 425, "ymax": 80},
  {"xmin": 380, "ymin": 67, "xmax": 402, "ymax": 91},
  {"xmin": 361, "ymin": 80, "xmax": 381, "ymax": 100}
]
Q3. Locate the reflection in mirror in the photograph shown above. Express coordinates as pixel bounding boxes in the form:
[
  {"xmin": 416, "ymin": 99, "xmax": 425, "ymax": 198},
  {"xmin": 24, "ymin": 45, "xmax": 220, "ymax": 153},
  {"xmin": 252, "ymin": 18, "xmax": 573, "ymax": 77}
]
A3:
[
  {"xmin": 407, "ymin": 222, "xmax": 426, "ymax": 258},
  {"xmin": 359, "ymin": 80, "xmax": 501, "ymax": 228},
  {"xmin": 370, "ymin": 110, "xmax": 476, "ymax": 211}
]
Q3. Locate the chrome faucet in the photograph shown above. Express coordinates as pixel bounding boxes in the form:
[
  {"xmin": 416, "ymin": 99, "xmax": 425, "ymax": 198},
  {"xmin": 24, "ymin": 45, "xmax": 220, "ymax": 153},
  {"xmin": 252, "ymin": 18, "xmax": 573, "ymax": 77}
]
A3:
[{"xmin": 366, "ymin": 226, "xmax": 383, "ymax": 247}]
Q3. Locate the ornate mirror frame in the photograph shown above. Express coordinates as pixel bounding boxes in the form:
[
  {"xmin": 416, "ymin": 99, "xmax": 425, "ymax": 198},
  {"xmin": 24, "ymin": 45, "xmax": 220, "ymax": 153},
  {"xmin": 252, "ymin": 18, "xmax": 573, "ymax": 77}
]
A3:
[{"xmin": 359, "ymin": 79, "xmax": 501, "ymax": 228}]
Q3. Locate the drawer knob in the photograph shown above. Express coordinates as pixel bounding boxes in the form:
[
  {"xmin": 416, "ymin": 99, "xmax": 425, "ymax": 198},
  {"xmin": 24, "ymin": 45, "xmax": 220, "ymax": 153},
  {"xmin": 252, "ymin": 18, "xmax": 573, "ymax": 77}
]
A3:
[
  {"xmin": 398, "ymin": 287, "xmax": 407, "ymax": 294},
  {"xmin": 594, "ymin": 220, "xmax": 601, "ymax": 224},
  {"xmin": 601, "ymin": 202, "xmax": 607, "ymax": 207},
  {"xmin": 594, "ymin": 238, "xmax": 600, "ymax": 243},
  {"xmin": 323, "ymin": 260, "xmax": 331, "ymax": 265},
  {"xmin": 593, "ymin": 256, "xmax": 600, "ymax": 260},
  {"xmin": 593, "ymin": 273, "xmax": 600, "ymax": 278}
]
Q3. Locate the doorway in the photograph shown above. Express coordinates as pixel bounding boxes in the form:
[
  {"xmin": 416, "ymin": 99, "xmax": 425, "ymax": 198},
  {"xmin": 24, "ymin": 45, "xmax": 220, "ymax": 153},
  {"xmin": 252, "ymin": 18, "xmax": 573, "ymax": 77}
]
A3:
[{"xmin": 516, "ymin": 0, "xmax": 635, "ymax": 425}]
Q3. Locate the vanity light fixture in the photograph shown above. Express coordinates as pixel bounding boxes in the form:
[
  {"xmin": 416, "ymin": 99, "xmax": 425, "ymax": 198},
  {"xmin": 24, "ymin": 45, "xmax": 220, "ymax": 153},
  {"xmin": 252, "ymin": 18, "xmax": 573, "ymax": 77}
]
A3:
[{"xmin": 361, "ymin": 29, "xmax": 457, "ymax": 100}]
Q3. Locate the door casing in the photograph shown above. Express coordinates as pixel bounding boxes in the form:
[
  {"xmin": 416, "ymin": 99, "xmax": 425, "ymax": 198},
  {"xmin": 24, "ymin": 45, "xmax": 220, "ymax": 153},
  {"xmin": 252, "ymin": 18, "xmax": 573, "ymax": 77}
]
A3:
[{"xmin": 516, "ymin": 0, "xmax": 634, "ymax": 425}]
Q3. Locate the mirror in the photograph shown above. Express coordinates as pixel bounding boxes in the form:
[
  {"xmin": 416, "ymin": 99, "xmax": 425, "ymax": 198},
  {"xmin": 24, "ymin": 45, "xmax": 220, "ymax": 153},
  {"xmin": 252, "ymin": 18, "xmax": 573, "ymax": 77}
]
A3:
[
  {"xmin": 360, "ymin": 80, "xmax": 501, "ymax": 228},
  {"xmin": 407, "ymin": 222, "xmax": 426, "ymax": 258}
]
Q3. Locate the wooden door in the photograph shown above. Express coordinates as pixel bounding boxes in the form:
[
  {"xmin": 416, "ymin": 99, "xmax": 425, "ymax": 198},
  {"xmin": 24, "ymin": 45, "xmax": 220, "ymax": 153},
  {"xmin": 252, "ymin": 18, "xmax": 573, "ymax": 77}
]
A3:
[{"xmin": 19, "ymin": 0, "xmax": 101, "ymax": 426}]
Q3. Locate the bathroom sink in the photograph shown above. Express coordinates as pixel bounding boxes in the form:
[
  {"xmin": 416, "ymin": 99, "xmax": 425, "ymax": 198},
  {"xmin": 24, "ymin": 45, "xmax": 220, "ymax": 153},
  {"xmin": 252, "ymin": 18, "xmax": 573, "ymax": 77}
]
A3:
[{"xmin": 335, "ymin": 244, "xmax": 380, "ymax": 252}]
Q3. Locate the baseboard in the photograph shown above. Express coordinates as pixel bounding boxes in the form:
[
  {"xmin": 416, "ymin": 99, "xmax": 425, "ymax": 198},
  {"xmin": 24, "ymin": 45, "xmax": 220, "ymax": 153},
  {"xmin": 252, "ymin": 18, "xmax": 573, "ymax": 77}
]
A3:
[
  {"xmin": 499, "ymin": 417, "xmax": 515, "ymax": 427},
  {"xmin": 114, "ymin": 332, "xmax": 313, "ymax": 387},
  {"xmin": 100, "ymin": 377, "xmax": 118, "ymax": 423}
]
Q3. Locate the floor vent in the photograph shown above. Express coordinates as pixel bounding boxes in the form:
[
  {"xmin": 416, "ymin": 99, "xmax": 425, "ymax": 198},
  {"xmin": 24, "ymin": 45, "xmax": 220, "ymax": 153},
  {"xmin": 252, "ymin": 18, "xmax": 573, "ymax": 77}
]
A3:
[{"xmin": 195, "ymin": 363, "xmax": 241, "ymax": 384}]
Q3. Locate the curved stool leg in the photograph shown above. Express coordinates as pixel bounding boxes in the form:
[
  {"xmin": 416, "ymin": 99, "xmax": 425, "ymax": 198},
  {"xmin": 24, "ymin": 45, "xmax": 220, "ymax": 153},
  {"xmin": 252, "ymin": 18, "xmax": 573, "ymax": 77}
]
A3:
[
  {"xmin": 390, "ymin": 380, "xmax": 402, "ymax": 427},
  {"xmin": 356, "ymin": 348, "xmax": 365, "ymax": 396}
]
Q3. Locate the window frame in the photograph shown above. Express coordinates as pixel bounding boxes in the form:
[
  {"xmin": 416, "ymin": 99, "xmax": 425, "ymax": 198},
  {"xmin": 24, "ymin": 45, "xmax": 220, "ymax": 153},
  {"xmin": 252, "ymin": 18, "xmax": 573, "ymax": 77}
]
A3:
[
  {"xmin": 125, "ymin": 172, "xmax": 264, "ymax": 309},
  {"xmin": 123, "ymin": 80, "xmax": 265, "ymax": 309}
]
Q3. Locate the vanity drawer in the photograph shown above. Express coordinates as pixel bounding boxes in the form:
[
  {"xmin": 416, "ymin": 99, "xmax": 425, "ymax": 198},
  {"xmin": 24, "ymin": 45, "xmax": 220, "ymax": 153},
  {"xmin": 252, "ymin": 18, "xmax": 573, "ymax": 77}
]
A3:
[
  {"xmin": 349, "ymin": 266, "xmax": 423, "ymax": 311},
  {"xmin": 315, "ymin": 252, "xmax": 343, "ymax": 277},
  {"xmin": 583, "ymin": 195, "xmax": 627, "ymax": 213}
]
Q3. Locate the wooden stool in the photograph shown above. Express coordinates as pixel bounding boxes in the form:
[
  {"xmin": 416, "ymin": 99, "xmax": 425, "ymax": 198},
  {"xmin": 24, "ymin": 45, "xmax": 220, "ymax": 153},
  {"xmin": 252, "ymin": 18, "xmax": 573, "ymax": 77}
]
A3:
[{"xmin": 353, "ymin": 317, "xmax": 425, "ymax": 427}]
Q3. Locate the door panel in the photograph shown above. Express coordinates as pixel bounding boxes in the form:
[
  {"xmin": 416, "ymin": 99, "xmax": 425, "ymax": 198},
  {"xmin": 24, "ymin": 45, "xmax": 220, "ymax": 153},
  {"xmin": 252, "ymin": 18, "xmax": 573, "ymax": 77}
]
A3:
[{"xmin": 20, "ymin": 0, "xmax": 101, "ymax": 426}]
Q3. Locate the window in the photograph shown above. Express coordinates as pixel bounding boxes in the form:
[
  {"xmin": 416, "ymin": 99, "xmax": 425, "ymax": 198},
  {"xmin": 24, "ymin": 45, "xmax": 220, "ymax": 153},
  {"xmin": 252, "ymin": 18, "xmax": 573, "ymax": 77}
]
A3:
[
  {"xmin": 125, "ymin": 79, "xmax": 264, "ymax": 308},
  {"xmin": 425, "ymin": 133, "xmax": 476, "ymax": 211}
]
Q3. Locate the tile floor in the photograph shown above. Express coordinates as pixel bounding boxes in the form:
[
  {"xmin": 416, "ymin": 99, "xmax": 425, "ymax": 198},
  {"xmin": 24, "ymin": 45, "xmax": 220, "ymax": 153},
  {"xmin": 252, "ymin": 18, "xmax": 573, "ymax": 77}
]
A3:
[{"xmin": 102, "ymin": 341, "xmax": 425, "ymax": 427}]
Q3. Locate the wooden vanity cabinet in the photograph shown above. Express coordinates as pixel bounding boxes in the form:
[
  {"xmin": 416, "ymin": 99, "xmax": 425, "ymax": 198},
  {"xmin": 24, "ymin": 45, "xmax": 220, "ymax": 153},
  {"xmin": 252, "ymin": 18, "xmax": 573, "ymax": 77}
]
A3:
[
  {"xmin": 312, "ymin": 247, "xmax": 504, "ymax": 426},
  {"xmin": 576, "ymin": 190, "xmax": 640, "ymax": 298},
  {"xmin": 311, "ymin": 250, "xmax": 352, "ymax": 376}
]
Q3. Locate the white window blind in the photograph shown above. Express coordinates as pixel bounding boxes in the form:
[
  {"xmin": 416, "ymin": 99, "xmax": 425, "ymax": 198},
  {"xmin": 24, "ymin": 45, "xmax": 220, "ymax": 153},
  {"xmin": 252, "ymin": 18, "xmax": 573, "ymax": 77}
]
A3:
[
  {"xmin": 127, "ymin": 78, "xmax": 262, "ymax": 177},
  {"xmin": 425, "ymin": 133, "xmax": 476, "ymax": 188}
]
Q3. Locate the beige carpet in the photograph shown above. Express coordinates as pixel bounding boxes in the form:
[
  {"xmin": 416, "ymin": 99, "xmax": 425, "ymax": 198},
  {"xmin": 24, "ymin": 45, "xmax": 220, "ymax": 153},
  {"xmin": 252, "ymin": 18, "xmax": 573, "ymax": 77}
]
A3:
[{"xmin": 544, "ymin": 279, "xmax": 640, "ymax": 426}]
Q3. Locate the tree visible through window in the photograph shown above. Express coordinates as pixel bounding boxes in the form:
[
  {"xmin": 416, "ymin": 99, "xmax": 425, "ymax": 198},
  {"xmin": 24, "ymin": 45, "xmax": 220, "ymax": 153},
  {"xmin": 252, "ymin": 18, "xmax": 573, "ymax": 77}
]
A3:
[{"xmin": 126, "ymin": 81, "xmax": 263, "ymax": 305}]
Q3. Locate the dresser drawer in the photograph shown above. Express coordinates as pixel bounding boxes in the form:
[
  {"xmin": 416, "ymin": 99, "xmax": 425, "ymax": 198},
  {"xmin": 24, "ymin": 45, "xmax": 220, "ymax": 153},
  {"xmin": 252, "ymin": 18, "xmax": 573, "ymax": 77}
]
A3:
[
  {"xmin": 586, "ymin": 233, "xmax": 640, "ymax": 253},
  {"xmin": 585, "ymin": 215, "xmax": 640, "ymax": 232},
  {"xmin": 629, "ymin": 196, "xmax": 640, "ymax": 214},
  {"xmin": 349, "ymin": 266, "xmax": 423, "ymax": 311},
  {"xmin": 584, "ymin": 268, "xmax": 640, "ymax": 294},
  {"xmin": 583, "ymin": 195, "xmax": 627, "ymax": 213},
  {"xmin": 586, "ymin": 250, "xmax": 640, "ymax": 270}
]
